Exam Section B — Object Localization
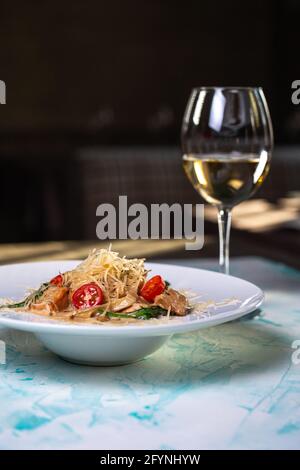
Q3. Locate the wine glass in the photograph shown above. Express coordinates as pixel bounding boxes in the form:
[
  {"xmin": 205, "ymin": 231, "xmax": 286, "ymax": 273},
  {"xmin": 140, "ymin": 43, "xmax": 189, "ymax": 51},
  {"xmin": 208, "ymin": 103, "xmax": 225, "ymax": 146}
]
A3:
[{"xmin": 181, "ymin": 87, "xmax": 273, "ymax": 274}]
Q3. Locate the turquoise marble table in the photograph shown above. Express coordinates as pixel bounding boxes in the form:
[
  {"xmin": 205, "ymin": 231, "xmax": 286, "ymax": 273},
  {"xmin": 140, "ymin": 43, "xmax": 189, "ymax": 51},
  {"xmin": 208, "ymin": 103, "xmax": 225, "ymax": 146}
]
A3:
[{"xmin": 0, "ymin": 257, "xmax": 300, "ymax": 450}]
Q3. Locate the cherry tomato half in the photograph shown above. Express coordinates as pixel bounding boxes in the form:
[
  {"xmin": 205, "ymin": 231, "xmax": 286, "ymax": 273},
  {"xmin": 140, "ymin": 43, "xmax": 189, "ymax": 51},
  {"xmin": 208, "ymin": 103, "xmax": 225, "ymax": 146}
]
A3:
[
  {"xmin": 140, "ymin": 275, "xmax": 166, "ymax": 302},
  {"xmin": 50, "ymin": 274, "xmax": 63, "ymax": 286},
  {"xmin": 72, "ymin": 282, "xmax": 103, "ymax": 310}
]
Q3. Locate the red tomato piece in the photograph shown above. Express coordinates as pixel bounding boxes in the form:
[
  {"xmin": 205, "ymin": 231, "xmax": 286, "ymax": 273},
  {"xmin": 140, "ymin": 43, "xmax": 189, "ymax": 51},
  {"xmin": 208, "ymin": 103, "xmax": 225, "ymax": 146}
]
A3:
[
  {"xmin": 50, "ymin": 274, "xmax": 63, "ymax": 286},
  {"xmin": 72, "ymin": 282, "xmax": 103, "ymax": 309},
  {"xmin": 140, "ymin": 275, "xmax": 166, "ymax": 302}
]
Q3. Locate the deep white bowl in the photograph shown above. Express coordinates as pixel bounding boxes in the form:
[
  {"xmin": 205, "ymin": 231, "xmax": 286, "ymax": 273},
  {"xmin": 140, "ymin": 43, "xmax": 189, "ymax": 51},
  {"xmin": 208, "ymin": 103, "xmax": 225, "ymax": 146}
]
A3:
[{"xmin": 0, "ymin": 261, "xmax": 263, "ymax": 365}]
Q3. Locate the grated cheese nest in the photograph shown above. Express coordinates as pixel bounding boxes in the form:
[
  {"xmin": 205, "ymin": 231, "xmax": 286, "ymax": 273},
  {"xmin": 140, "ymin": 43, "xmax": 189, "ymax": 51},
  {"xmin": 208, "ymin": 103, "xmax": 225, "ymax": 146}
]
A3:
[{"xmin": 63, "ymin": 247, "xmax": 148, "ymax": 302}]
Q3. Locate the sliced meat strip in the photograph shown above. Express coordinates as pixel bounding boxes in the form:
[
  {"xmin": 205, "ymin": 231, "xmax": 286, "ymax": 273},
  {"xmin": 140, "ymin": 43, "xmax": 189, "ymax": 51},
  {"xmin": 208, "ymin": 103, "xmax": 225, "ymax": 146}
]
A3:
[
  {"xmin": 31, "ymin": 286, "xmax": 69, "ymax": 314},
  {"xmin": 121, "ymin": 300, "xmax": 150, "ymax": 313},
  {"xmin": 154, "ymin": 288, "xmax": 188, "ymax": 316},
  {"xmin": 109, "ymin": 294, "xmax": 137, "ymax": 312}
]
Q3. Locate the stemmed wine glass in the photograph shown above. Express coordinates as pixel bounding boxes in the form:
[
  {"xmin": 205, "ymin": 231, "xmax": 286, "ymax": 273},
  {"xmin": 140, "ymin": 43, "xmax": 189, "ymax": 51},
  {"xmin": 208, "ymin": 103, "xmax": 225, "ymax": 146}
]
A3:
[{"xmin": 181, "ymin": 87, "xmax": 273, "ymax": 274}]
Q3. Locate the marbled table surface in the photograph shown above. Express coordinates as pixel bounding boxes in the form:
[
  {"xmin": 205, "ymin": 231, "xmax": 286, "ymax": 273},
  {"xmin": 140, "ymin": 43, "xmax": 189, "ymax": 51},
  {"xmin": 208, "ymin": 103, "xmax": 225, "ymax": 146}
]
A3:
[{"xmin": 0, "ymin": 257, "xmax": 299, "ymax": 450}]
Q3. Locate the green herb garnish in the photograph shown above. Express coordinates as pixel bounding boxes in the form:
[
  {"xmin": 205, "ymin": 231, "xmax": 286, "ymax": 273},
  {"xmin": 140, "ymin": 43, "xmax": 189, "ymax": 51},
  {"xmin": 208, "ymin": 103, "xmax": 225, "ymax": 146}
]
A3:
[
  {"xmin": 0, "ymin": 282, "xmax": 50, "ymax": 310},
  {"xmin": 95, "ymin": 306, "xmax": 167, "ymax": 320}
]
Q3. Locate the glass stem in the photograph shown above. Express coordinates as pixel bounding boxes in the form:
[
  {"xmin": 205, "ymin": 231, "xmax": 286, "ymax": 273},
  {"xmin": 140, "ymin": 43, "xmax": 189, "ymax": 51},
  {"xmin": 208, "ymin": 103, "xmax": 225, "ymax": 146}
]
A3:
[{"xmin": 217, "ymin": 207, "xmax": 232, "ymax": 275}]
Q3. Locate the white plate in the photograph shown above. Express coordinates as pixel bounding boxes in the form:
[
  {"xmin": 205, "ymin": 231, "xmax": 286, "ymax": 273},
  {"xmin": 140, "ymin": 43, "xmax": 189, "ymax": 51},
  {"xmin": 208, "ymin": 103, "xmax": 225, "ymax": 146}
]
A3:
[{"xmin": 0, "ymin": 261, "xmax": 263, "ymax": 365}]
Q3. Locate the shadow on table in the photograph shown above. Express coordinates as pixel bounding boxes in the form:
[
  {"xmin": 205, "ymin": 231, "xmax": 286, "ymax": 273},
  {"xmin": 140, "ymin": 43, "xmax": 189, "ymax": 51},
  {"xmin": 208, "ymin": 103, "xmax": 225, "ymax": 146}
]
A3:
[{"xmin": 1, "ymin": 316, "xmax": 293, "ymax": 391}]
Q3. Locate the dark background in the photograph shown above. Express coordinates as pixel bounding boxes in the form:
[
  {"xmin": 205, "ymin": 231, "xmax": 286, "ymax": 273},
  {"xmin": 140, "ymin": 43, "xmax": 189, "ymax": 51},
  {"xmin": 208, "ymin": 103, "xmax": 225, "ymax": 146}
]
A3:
[
  {"xmin": 0, "ymin": 0, "xmax": 299, "ymax": 258},
  {"xmin": 0, "ymin": 0, "xmax": 300, "ymax": 142},
  {"xmin": 1, "ymin": 0, "xmax": 299, "ymax": 142}
]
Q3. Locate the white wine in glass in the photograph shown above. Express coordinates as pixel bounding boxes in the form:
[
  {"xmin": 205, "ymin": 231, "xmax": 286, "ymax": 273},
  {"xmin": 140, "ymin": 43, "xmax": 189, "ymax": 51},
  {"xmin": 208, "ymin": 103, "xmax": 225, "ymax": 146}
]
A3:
[{"xmin": 181, "ymin": 88, "xmax": 273, "ymax": 274}]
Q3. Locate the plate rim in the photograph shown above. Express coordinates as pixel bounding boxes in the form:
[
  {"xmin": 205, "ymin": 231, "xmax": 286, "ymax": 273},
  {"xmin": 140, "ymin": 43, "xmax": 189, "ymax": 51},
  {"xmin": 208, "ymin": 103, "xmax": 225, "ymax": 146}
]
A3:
[{"xmin": 0, "ymin": 260, "xmax": 264, "ymax": 337}]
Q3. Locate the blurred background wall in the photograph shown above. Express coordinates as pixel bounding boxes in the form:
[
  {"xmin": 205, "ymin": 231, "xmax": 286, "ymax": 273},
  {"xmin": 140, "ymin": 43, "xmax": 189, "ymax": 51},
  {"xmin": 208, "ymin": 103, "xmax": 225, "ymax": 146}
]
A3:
[{"xmin": 0, "ymin": 0, "xmax": 299, "ymax": 265}]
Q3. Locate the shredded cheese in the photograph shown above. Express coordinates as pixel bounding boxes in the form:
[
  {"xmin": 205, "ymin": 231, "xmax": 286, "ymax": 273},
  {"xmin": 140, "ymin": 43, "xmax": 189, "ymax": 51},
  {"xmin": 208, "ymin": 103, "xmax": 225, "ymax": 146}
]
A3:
[{"xmin": 63, "ymin": 247, "xmax": 148, "ymax": 306}]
